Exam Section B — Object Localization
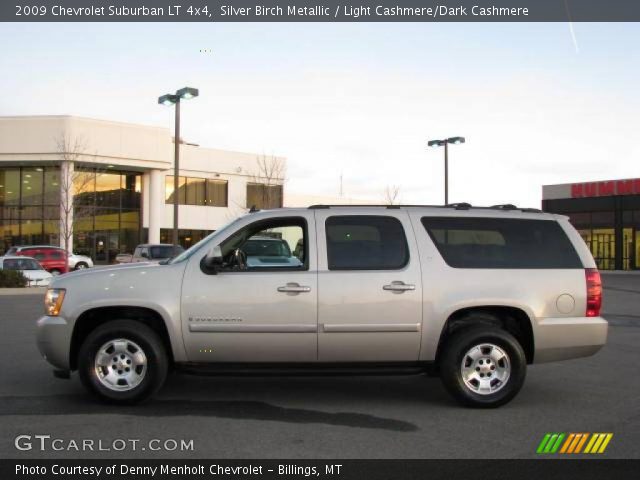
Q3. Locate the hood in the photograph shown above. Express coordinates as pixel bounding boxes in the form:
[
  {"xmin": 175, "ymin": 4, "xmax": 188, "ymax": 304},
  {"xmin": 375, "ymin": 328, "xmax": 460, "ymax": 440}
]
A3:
[{"xmin": 50, "ymin": 261, "xmax": 164, "ymax": 287}]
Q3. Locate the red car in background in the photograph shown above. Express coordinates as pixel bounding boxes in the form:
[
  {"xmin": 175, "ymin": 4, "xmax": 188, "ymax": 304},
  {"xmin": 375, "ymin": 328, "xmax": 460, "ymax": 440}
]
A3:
[{"xmin": 5, "ymin": 246, "xmax": 68, "ymax": 275}]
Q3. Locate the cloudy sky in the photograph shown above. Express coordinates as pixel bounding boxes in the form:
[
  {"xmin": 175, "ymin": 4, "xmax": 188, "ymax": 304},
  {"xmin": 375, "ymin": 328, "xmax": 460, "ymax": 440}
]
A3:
[{"xmin": 0, "ymin": 22, "xmax": 638, "ymax": 207}]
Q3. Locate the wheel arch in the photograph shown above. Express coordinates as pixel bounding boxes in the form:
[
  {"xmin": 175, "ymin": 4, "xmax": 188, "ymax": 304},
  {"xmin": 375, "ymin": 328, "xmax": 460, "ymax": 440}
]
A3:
[
  {"xmin": 435, "ymin": 306, "xmax": 535, "ymax": 366},
  {"xmin": 69, "ymin": 306, "xmax": 175, "ymax": 371}
]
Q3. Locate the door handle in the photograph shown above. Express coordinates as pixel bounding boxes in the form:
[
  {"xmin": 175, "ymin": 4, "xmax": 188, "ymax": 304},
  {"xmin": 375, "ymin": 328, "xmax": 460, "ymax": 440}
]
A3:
[
  {"xmin": 383, "ymin": 281, "xmax": 416, "ymax": 293},
  {"xmin": 277, "ymin": 283, "xmax": 312, "ymax": 294}
]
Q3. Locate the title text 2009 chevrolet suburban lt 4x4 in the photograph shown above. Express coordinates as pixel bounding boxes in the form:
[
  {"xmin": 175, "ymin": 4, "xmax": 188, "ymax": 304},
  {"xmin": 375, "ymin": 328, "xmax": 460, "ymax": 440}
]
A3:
[{"xmin": 36, "ymin": 205, "xmax": 607, "ymax": 407}]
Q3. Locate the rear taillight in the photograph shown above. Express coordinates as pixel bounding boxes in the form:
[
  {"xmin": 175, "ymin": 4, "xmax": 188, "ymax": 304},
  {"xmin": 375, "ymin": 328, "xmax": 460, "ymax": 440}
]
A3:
[{"xmin": 585, "ymin": 268, "xmax": 602, "ymax": 317}]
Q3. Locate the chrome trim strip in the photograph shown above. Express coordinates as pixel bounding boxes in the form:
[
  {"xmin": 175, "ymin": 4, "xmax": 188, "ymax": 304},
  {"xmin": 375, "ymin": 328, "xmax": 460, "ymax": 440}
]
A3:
[
  {"xmin": 322, "ymin": 323, "xmax": 420, "ymax": 333},
  {"xmin": 189, "ymin": 324, "xmax": 317, "ymax": 333}
]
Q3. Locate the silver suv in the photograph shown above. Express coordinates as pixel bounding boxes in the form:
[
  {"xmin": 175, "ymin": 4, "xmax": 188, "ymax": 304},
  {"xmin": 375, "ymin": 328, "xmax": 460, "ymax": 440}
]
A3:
[{"xmin": 36, "ymin": 205, "xmax": 607, "ymax": 407}]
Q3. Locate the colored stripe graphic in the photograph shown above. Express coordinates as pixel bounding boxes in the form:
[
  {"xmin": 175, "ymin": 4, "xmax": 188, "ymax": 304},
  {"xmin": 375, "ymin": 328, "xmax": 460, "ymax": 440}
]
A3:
[
  {"xmin": 537, "ymin": 433, "xmax": 566, "ymax": 454},
  {"xmin": 559, "ymin": 434, "xmax": 575, "ymax": 454},
  {"xmin": 573, "ymin": 433, "xmax": 589, "ymax": 453},
  {"xmin": 584, "ymin": 433, "xmax": 614, "ymax": 454},
  {"xmin": 536, "ymin": 433, "xmax": 552, "ymax": 454},
  {"xmin": 550, "ymin": 433, "xmax": 565, "ymax": 453},
  {"xmin": 539, "ymin": 433, "xmax": 613, "ymax": 454}
]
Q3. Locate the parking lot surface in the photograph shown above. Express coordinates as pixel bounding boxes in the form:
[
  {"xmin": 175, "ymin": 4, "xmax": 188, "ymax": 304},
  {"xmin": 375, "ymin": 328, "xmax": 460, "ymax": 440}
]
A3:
[{"xmin": 1, "ymin": 273, "xmax": 638, "ymax": 459}]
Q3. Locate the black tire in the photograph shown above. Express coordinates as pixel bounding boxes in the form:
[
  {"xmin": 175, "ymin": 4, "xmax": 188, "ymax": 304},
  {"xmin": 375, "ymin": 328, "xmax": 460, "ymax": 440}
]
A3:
[
  {"xmin": 78, "ymin": 320, "xmax": 168, "ymax": 404},
  {"xmin": 439, "ymin": 325, "xmax": 526, "ymax": 408},
  {"xmin": 74, "ymin": 262, "xmax": 89, "ymax": 270}
]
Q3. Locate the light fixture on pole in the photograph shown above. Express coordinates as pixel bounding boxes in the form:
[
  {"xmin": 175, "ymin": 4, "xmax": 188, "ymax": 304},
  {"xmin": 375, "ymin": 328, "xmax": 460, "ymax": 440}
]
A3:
[
  {"xmin": 158, "ymin": 87, "xmax": 199, "ymax": 254},
  {"xmin": 428, "ymin": 136, "xmax": 465, "ymax": 205}
]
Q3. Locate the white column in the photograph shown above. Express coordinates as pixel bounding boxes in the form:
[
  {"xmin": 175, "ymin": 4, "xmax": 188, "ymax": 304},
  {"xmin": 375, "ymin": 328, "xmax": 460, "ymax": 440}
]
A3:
[
  {"xmin": 59, "ymin": 160, "xmax": 74, "ymax": 253},
  {"xmin": 148, "ymin": 169, "xmax": 163, "ymax": 244}
]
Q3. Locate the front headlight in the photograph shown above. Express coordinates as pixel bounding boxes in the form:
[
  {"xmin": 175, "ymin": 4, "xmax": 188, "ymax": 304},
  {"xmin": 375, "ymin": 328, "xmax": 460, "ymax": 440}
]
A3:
[{"xmin": 44, "ymin": 288, "xmax": 66, "ymax": 316}]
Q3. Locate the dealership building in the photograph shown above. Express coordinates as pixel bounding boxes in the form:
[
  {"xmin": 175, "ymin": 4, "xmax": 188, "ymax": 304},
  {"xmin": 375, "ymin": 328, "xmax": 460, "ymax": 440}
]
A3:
[
  {"xmin": 543, "ymin": 178, "xmax": 640, "ymax": 270},
  {"xmin": 0, "ymin": 116, "xmax": 285, "ymax": 263}
]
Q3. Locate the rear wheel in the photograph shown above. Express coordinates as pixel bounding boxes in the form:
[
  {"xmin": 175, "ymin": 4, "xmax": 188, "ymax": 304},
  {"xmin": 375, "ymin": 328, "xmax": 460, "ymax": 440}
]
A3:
[
  {"xmin": 74, "ymin": 262, "xmax": 89, "ymax": 270},
  {"xmin": 78, "ymin": 320, "xmax": 168, "ymax": 404},
  {"xmin": 439, "ymin": 326, "xmax": 526, "ymax": 408}
]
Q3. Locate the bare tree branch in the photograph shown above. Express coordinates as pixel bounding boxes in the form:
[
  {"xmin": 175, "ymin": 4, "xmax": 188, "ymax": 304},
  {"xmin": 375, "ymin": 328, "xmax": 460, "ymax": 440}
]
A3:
[
  {"xmin": 383, "ymin": 184, "xmax": 401, "ymax": 205},
  {"xmin": 56, "ymin": 134, "xmax": 97, "ymax": 254},
  {"xmin": 247, "ymin": 154, "xmax": 286, "ymax": 210}
]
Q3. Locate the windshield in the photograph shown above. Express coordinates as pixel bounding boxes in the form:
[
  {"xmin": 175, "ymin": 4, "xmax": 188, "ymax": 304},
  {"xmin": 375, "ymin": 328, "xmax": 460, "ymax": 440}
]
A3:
[
  {"xmin": 3, "ymin": 258, "xmax": 42, "ymax": 271},
  {"xmin": 167, "ymin": 215, "xmax": 247, "ymax": 264}
]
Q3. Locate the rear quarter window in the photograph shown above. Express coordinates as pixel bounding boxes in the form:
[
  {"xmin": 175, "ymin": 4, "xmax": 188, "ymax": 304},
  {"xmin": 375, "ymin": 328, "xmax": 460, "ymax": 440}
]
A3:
[{"xmin": 421, "ymin": 217, "xmax": 582, "ymax": 269}]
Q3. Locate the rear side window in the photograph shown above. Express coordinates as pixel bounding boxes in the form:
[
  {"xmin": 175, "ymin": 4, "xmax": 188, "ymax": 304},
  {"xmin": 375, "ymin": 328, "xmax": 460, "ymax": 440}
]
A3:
[
  {"xmin": 421, "ymin": 217, "xmax": 582, "ymax": 269},
  {"xmin": 49, "ymin": 251, "xmax": 63, "ymax": 259},
  {"xmin": 326, "ymin": 216, "xmax": 409, "ymax": 270}
]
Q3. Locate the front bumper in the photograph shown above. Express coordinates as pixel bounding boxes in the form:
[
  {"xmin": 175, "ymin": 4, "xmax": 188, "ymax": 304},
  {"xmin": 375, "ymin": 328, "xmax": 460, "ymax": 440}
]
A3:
[
  {"xmin": 534, "ymin": 316, "xmax": 608, "ymax": 363},
  {"xmin": 36, "ymin": 315, "xmax": 72, "ymax": 370}
]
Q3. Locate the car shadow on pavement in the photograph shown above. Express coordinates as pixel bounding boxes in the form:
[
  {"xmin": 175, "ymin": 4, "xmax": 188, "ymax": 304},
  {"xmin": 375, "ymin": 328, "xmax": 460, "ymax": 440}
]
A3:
[{"xmin": 0, "ymin": 394, "xmax": 419, "ymax": 432}]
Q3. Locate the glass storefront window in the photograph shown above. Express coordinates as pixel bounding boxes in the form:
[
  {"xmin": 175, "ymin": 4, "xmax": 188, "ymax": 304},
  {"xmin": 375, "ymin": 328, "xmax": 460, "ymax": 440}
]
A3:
[
  {"xmin": 95, "ymin": 172, "xmax": 121, "ymax": 208},
  {"xmin": 636, "ymin": 231, "xmax": 640, "ymax": 270},
  {"xmin": 207, "ymin": 179, "xmax": 228, "ymax": 207},
  {"xmin": 166, "ymin": 175, "xmax": 228, "ymax": 207},
  {"xmin": 591, "ymin": 228, "xmax": 616, "ymax": 270},
  {"xmin": 160, "ymin": 228, "xmax": 213, "ymax": 249},
  {"xmin": 21, "ymin": 167, "xmax": 44, "ymax": 206},
  {"xmin": 0, "ymin": 166, "xmax": 141, "ymax": 261},
  {"xmin": 73, "ymin": 170, "xmax": 96, "ymax": 206},
  {"xmin": 122, "ymin": 173, "xmax": 141, "ymax": 209},
  {"xmin": 0, "ymin": 169, "xmax": 20, "ymax": 206},
  {"xmin": 44, "ymin": 168, "xmax": 60, "ymax": 205},
  {"xmin": 165, "ymin": 175, "xmax": 187, "ymax": 204}
]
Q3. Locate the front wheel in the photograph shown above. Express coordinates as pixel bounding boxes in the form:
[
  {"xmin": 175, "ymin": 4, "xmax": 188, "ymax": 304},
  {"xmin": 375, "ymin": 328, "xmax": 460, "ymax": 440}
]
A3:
[
  {"xmin": 439, "ymin": 326, "xmax": 526, "ymax": 408},
  {"xmin": 74, "ymin": 262, "xmax": 89, "ymax": 270},
  {"xmin": 78, "ymin": 320, "xmax": 168, "ymax": 404}
]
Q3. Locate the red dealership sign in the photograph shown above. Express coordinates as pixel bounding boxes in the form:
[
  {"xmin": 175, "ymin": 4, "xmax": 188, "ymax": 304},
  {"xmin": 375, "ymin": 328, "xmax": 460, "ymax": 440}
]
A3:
[{"xmin": 571, "ymin": 178, "xmax": 640, "ymax": 198}]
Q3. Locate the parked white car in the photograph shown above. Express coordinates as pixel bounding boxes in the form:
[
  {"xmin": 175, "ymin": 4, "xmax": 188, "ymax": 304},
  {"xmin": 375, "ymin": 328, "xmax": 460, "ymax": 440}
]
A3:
[
  {"xmin": 68, "ymin": 253, "xmax": 94, "ymax": 271},
  {"xmin": 1, "ymin": 256, "xmax": 53, "ymax": 287}
]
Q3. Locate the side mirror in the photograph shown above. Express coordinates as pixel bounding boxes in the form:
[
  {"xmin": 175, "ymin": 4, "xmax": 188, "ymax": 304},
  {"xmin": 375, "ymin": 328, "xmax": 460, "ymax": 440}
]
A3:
[{"xmin": 202, "ymin": 245, "xmax": 223, "ymax": 273}]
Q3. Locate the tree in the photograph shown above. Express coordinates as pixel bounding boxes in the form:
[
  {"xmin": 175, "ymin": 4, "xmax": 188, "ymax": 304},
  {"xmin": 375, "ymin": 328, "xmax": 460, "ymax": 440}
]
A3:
[
  {"xmin": 56, "ymin": 135, "xmax": 96, "ymax": 254},
  {"xmin": 383, "ymin": 184, "xmax": 401, "ymax": 205},
  {"xmin": 247, "ymin": 154, "xmax": 286, "ymax": 210}
]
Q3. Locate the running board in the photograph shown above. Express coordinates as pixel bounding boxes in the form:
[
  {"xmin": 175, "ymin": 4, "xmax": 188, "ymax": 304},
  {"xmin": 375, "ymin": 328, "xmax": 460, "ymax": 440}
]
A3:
[{"xmin": 174, "ymin": 362, "xmax": 435, "ymax": 377}]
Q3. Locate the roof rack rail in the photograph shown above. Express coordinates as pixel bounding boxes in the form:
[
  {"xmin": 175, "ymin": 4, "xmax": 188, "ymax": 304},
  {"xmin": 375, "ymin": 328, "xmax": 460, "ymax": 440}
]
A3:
[
  {"xmin": 520, "ymin": 207, "xmax": 543, "ymax": 213},
  {"xmin": 306, "ymin": 204, "xmax": 542, "ymax": 213},
  {"xmin": 308, "ymin": 204, "xmax": 468, "ymax": 209},
  {"xmin": 445, "ymin": 202, "xmax": 472, "ymax": 210}
]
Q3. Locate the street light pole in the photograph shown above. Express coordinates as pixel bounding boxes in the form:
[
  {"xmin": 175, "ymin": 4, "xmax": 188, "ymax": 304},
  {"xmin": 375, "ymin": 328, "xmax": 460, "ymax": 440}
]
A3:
[
  {"xmin": 173, "ymin": 97, "xmax": 181, "ymax": 251},
  {"xmin": 158, "ymin": 87, "xmax": 199, "ymax": 255},
  {"xmin": 428, "ymin": 136, "xmax": 465, "ymax": 205}
]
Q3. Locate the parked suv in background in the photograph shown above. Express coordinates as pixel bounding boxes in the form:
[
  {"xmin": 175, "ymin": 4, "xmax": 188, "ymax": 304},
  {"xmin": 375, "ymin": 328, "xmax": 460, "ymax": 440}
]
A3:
[
  {"xmin": 36, "ymin": 205, "xmax": 607, "ymax": 407},
  {"xmin": 7, "ymin": 246, "xmax": 68, "ymax": 275},
  {"xmin": 115, "ymin": 244, "xmax": 184, "ymax": 264}
]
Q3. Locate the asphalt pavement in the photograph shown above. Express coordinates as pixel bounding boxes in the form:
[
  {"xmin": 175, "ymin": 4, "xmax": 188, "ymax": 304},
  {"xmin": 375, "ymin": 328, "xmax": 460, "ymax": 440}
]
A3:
[{"xmin": 0, "ymin": 273, "xmax": 638, "ymax": 459}]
